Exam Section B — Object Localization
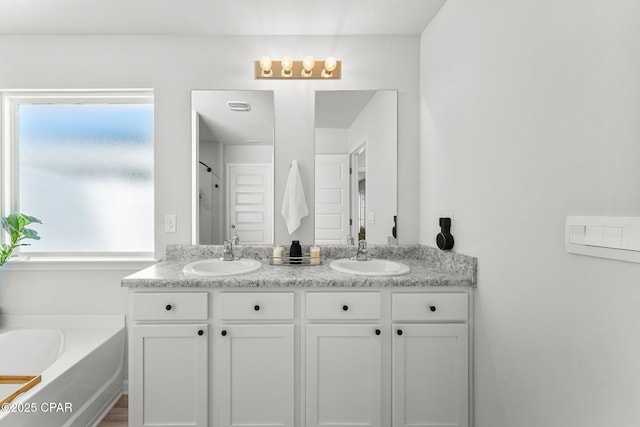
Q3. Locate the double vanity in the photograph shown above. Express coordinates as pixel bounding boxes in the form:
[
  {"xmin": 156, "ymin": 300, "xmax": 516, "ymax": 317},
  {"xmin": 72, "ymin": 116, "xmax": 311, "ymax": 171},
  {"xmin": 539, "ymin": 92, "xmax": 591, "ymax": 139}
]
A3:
[{"xmin": 122, "ymin": 244, "xmax": 476, "ymax": 427}]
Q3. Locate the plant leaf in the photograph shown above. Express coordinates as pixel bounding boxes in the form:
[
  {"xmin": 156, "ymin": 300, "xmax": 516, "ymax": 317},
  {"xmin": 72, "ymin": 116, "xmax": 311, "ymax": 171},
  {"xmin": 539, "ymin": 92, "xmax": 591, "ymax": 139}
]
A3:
[
  {"xmin": 22, "ymin": 215, "xmax": 42, "ymax": 225},
  {"xmin": 0, "ymin": 213, "xmax": 42, "ymax": 268},
  {"xmin": 4, "ymin": 214, "xmax": 20, "ymax": 233},
  {"xmin": 21, "ymin": 228, "xmax": 40, "ymax": 240},
  {"xmin": 16, "ymin": 214, "xmax": 28, "ymax": 232}
]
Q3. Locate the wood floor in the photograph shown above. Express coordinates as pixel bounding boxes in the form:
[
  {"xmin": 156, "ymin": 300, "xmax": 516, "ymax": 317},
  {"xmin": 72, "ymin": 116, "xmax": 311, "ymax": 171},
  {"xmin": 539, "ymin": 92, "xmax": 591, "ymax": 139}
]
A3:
[{"xmin": 98, "ymin": 395, "xmax": 128, "ymax": 427}]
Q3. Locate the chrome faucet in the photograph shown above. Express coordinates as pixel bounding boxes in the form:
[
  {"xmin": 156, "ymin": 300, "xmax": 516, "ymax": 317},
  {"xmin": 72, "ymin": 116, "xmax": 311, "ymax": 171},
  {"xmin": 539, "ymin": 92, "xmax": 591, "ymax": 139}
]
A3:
[
  {"xmin": 221, "ymin": 240, "xmax": 236, "ymax": 261},
  {"xmin": 346, "ymin": 235, "xmax": 355, "ymax": 245},
  {"xmin": 354, "ymin": 240, "xmax": 369, "ymax": 261}
]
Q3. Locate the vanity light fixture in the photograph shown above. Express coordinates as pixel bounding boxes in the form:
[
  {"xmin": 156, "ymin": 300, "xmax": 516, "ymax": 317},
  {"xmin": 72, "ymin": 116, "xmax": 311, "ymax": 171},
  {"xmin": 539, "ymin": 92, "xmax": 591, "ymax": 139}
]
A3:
[
  {"xmin": 302, "ymin": 56, "xmax": 315, "ymax": 77},
  {"xmin": 281, "ymin": 55, "xmax": 294, "ymax": 77},
  {"xmin": 322, "ymin": 57, "xmax": 338, "ymax": 78},
  {"xmin": 254, "ymin": 56, "xmax": 341, "ymax": 80},
  {"xmin": 259, "ymin": 56, "xmax": 273, "ymax": 77}
]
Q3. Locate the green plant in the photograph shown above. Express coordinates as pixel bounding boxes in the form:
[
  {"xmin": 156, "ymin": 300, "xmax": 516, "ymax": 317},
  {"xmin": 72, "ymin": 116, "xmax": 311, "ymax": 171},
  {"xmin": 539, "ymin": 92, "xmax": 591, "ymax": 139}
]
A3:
[{"xmin": 0, "ymin": 213, "xmax": 42, "ymax": 267}]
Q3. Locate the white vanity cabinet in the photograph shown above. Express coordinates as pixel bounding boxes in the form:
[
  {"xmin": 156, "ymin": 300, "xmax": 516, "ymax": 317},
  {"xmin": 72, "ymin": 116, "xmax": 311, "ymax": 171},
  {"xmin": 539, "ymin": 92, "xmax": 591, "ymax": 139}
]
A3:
[
  {"xmin": 305, "ymin": 292, "xmax": 383, "ymax": 427},
  {"xmin": 129, "ymin": 292, "xmax": 209, "ymax": 427},
  {"xmin": 214, "ymin": 292, "xmax": 295, "ymax": 427},
  {"xmin": 127, "ymin": 288, "xmax": 471, "ymax": 427},
  {"xmin": 392, "ymin": 293, "xmax": 469, "ymax": 427}
]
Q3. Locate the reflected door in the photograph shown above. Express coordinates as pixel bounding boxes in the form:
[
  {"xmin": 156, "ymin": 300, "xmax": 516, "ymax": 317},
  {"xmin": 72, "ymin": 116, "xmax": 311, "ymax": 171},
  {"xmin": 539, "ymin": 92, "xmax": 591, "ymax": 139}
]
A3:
[
  {"xmin": 227, "ymin": 163, "xmax": 273, "ymax": 244},
  {"xmin": 315, "ymin": 154, "xmax": 350, "ymax": 244}
]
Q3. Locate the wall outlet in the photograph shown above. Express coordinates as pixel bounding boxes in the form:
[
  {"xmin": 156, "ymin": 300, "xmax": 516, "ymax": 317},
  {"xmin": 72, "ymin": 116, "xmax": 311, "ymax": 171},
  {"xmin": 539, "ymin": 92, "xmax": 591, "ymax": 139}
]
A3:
[{"xmin": 165, "ymin": 214, "xmax": 177, "ymax": 233}]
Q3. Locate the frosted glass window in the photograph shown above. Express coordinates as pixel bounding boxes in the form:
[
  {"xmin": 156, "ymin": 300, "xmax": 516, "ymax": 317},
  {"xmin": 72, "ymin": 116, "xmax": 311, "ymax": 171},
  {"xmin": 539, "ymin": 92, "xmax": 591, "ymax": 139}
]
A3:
[{"xmin": 16, "ymin": 102, "xmax": 154, "ymax": 253}]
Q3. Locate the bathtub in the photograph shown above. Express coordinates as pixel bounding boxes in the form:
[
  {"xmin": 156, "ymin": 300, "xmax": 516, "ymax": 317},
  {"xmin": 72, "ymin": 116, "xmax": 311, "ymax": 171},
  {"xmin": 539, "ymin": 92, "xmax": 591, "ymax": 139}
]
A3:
[{"xmin": 0, "ymin": 315, "xmax": 125, "ymax": 427}]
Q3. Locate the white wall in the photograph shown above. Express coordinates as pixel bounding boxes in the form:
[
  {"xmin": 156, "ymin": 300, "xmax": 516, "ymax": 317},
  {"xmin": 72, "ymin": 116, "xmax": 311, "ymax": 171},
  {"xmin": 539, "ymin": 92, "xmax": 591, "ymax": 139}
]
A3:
[
  {"xmin": 224, "ymin": 144, "xmax": 273, "ymax": 165},
  {"xmin": 420, "ymin": 1, "xmax": 640, "ymax": 426},
  {"xmin": 0, "ymin": 35, "xmax": 419, "ymax": 314},
  {"xmin": 315, "ymin": 128, "xmax": 348, "ymax": 154}
]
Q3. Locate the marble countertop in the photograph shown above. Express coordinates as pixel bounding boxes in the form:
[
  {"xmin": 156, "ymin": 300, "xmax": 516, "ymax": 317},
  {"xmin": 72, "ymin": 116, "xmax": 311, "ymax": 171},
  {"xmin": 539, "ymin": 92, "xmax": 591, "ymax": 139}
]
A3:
[{"xmin": 121, "ymin": 257, "xmax": 474, "ymax": 288}]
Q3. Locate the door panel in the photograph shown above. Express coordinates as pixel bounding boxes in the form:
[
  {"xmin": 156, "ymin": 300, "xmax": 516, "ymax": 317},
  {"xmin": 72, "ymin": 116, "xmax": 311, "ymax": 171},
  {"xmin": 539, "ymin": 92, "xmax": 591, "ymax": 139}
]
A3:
[
  {"xmin": 315, "ymin": 154, "xmax": 350, "ymax": 244},
  {"xmin": 306, "ymin": 324, "xmax": 382, "ymax": 427},
  {"xmin": 216, "ymin": 324, "xmax": 295, "ymax": 427},
  {"xmin": 392, "ymin": 324, "xmax": 469, "ymax": 427},
  {"xmin": 227, "ymin": 163, "xmax": 273, "ymax": 244}
]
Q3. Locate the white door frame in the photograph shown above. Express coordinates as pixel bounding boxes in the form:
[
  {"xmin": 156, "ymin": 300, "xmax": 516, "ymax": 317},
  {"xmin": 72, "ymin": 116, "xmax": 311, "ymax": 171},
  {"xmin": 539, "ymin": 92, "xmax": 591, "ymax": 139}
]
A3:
[{"xmin": 349, "ymin": 140, "xmax": 367, "ymax": 238}]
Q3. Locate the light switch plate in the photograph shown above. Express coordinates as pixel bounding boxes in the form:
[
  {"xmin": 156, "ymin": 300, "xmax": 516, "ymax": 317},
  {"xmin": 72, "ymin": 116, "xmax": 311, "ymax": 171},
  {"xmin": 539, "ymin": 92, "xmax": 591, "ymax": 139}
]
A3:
[
  {"xmin": 601, "ymin": 227, "xmax": 622, "ymax": 249},
  {"xmin": 367, "ymin": 211, "xmax": 375, "ymax": 224},
  {"xmin": 566, "ymin": 216, "xmax": 640, "ymax": 263},
  {"xmin": 165, "ymin": 214, "xmax": 177, "ymax": 233}
]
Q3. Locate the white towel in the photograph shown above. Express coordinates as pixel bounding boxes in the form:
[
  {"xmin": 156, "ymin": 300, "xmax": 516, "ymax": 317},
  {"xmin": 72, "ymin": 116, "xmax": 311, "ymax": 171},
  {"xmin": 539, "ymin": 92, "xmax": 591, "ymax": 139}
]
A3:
[{"xmin": 281, "ymin": 160, "xmax": 309, "ymax": 234}]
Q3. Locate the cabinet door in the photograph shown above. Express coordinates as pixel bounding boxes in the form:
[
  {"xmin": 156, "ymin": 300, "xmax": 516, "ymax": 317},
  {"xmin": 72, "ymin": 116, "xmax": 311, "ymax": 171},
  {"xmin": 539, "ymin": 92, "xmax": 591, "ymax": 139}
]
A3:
[
  {"xmin": 216, "ymin": 324, "xmax": 295, "ymax": 427},
  {"xmin": 392, "ymin": 324, "xmax": 468, "ymax": 427},
  {"xmin": 306, "ymin": 324, "xmax": 382, "ymax": 427},
  {"xmin": 130, "ymin": 324, "xmax": 208, "ymax": 427}
]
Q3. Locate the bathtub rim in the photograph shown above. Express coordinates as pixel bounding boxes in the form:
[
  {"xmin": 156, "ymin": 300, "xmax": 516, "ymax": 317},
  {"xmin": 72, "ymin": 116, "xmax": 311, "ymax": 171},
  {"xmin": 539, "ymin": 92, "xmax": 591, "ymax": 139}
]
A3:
[{"xmin": 0, "ymin": 314, "xmax": 125, "ymax": 423}]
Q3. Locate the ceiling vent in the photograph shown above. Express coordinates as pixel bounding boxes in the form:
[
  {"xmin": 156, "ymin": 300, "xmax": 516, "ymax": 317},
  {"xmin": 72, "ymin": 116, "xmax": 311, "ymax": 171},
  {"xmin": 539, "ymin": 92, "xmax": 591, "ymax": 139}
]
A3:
[{"xmin": 227, "ymin": 101, "xmax": 251, "ymax": 112}]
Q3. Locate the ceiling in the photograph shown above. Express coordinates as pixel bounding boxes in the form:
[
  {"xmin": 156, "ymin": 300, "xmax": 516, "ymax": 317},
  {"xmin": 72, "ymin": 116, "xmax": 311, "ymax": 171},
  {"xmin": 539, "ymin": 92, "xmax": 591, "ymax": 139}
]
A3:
[
  {"xmin": 0, "ymin": 0, "xmax": 446, "ymax": 36},
  {"xmin": 193, "ymin": 90, "xmax": 275, "ymax": 145},
  {"xmin": 193, "ymin": 90, "xmax": 378, "ymax": 146},
  {"xmin": 315, "ymin": 91, "xmax": 376, "ymax": 129}
]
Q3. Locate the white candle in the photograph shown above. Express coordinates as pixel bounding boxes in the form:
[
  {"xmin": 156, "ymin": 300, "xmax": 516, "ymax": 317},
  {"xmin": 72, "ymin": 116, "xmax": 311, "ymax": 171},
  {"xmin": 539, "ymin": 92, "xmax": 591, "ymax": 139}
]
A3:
[
  {"xmin": 273, "ymin": 245, "xmax": 284, "ymax": 258},
  {"xmin": 310, "ymin": 246, "xmax": 320, "ymax": 259}
]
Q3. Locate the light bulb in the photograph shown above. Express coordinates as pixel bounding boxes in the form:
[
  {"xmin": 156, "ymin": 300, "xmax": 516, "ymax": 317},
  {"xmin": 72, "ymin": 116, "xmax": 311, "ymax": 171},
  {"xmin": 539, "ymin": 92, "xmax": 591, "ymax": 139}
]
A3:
[
  {"xmin": 322, "ymin": 57, "xmax": 337, "ymax": 77},
  {"xmin": 281, "ymin": 55, "xmax": 294, "ymax": 77},
  {"xmin": 259, "ymin": 56, "xmax": 272, "ymax": 76},
  {"xmin": 302, "ymin": 55, "xmax": 315, "ymax": 76}
]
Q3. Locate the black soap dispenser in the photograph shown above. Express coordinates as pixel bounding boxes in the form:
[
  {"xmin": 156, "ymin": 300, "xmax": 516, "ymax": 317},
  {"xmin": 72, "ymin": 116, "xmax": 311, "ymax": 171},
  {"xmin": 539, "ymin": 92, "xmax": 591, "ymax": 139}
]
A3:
[
  {"xmin": 436, "ymin": 217, "xmax": 454, "ymax": 250},
  {"xmin": 289, "ymin": 240, "xmax": 302, "ymax": 264}
]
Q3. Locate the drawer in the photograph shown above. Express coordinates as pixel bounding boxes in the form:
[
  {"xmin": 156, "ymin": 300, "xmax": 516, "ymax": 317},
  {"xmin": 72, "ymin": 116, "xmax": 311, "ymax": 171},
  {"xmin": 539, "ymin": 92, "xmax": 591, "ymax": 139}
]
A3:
[
  {"xmin": 306, "ymin": 292, "xmax": 381, "ymax": 320},
  {"xmin": 132, "ymin": 292, "xmax": 208, "ymax": 321},
  {"xmin": 392, "ymin": 293, "xmax": 467, "ymax": 322},
  {"xmin": 218, "ymin": 292, "xmax": 294, "ymax": 321}
]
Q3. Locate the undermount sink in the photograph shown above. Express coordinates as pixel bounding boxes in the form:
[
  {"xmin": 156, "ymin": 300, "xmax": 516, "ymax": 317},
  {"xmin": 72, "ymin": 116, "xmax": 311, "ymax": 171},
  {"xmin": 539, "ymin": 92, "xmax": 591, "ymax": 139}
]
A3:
[
  {"xmin": 183, "ymin": 258, "xmax": 262, "ymax": 277},
  {"xmin": 329, "ymin": 258, "xmax": 410, "ymax": 277}
]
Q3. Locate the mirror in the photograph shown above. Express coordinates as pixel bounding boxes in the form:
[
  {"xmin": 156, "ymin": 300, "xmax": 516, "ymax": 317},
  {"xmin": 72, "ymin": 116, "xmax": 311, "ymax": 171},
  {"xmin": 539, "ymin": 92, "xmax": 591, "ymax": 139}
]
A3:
[
  {"xmin": 192, "ymin": 90, "xmax": 274, "ymax": 245},
  {"xmin": 314, "ymin": 90, "xmax": 398, "ymax": 245}
]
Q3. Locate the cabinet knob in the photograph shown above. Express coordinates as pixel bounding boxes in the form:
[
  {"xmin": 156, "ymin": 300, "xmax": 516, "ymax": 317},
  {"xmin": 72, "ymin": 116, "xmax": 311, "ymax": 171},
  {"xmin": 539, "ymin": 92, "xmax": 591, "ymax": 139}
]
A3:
[
  {"xmin": 375, "ymin": 329, "xmax": 381, "ymax": 335},
  {"xmin": 397, "ymin": 329, "xmax": 403, "ymax": 336},
  {"xmin": 221, "ymin": 330, "xmax": 227, "ymax": 336},
  {"xmin": 429, "ymin": 305, "xmax": 437, "ymax": 312},
  {"xmin": 165, "ymin": 304, "xmax": 172, "ymax": 311},
  {"xmin": 342, "ymin": 305, "xmax": 349, "ymax": 311},
  {"xmin": 197, "ymin": 330, "xmax": 204, "ymax": 336},
  {"xmin": 254, "ymin": 305, "xmax": 260, "ymax": 311}
]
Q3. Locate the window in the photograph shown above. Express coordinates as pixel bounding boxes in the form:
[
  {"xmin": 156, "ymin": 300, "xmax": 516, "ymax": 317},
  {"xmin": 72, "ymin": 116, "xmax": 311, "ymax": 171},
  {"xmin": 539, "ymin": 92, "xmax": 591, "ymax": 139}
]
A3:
[{"xmin": 1, "ymin": 91, "xmax": 154, "ymax": 259}]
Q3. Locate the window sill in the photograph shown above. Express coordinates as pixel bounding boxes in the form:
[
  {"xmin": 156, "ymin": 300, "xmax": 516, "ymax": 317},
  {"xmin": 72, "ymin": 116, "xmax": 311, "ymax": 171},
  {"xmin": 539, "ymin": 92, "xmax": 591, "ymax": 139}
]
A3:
[{"xmin": 2, "ymin": 256, "xmax": 157, "ymax": 271}]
